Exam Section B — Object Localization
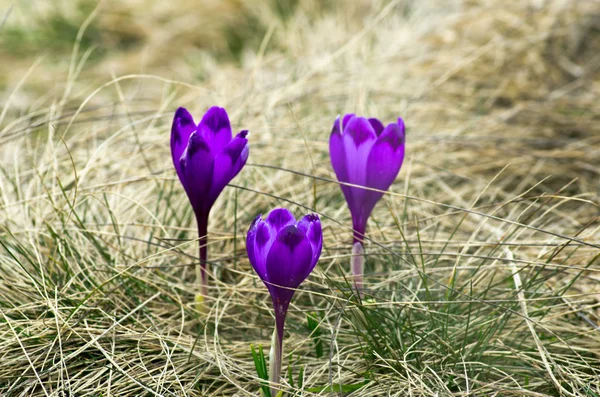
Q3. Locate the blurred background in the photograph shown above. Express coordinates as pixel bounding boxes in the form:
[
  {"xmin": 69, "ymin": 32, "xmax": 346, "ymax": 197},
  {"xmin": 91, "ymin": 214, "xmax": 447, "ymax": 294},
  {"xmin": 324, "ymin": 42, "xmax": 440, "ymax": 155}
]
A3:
[
  {"xmin": 0, "ymin": 0, "xmax": 388, "ymax": 90},
  {"xmin": 2, "ymin": 0, "xmax": 599, "ymax": 204}
]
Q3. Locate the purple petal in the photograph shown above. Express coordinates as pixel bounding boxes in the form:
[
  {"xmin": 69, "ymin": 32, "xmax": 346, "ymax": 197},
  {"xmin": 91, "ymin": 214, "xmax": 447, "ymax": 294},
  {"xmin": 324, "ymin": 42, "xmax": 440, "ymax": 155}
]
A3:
[
  {"xmin": 246, "ymin": 215, "xmax": 261, "ymax": 271},
  {"xmin": 265, "ymin": 208, "xmax": 296, "ymax": 234},
  {"xmin": 228, "ymin": 130, "xmax": 250, "ymax": 177},
  {"xmin": 198, "ymin": 106, "xmax": 232, "ymax": 152},
  {"xmin": 179, "ymin": 132, "xmax": 215, "ymax": 213},
  {"xmin": 329, "ymin": 117, "xmax": 349, "ymax": 183},
  {"xmin": 342, "ymin": 113, "xmax": 355, "ymax": 130},
  {"xmin": 366, "ymin": 122, "xmax": 405, "ymax": 190},
  {"xmin": 297, "ymin": 213, "xmax": 322, "ymax": 277},
  {"xmin": 361, "ymin": 122, "xmax": 405, "ymax": 218},
  {"xmin": 339, "ymin": 117, "xmax": 377, "ymax": 217},
  {"xmin": 331, "ymin": 115, "xmax": 341, "ymax": 136},
  {"xmin": 368, "ymin": 118, "xmax": 384, "ymax": 136},
  {"xmin": 331, "ymin": 116, "xmax": 378, "ymax": 231},
  {"xmin": 247, "ymin": 215, "xmax": 275, "ymax": 282},
  {"xmin": 265, "ymin": 225, "xmax": 313, "ymax": 297},
  {"xmin": 330, "ymin": 117, "xmax": 359, "ymax": 218},
  {"xmin": 171, "ymin": 107, "xmax": 196, "ymax": 176},
  {"xmin": 344, "ymin": 116, "xmax": 377, "ymax": 147},
  {"xmin": 208, "ymin": 130, "xmax": 249, "ymax": 202},
  {"xmin": 377, "ymin": 121, "xmax": 405, "ymax": 151},
  {"xmin": 397, "ymin": 117, "xmax": 406, "ymax": 136}
]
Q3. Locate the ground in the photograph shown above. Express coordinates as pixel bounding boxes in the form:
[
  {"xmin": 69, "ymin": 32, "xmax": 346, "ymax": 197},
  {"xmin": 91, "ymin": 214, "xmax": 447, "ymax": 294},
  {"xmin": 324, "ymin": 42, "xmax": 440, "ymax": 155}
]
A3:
[{"xmin": 0, "ymin": 0, "xmax": 599, "ymax": 396}]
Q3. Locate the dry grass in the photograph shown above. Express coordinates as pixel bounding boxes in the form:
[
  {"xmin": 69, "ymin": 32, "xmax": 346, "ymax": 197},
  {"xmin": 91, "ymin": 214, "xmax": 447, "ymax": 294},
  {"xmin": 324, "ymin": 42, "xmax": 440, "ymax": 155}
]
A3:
[{"xmin": 0, "ymin": 0, "xmax": 599, "ymax": 395}]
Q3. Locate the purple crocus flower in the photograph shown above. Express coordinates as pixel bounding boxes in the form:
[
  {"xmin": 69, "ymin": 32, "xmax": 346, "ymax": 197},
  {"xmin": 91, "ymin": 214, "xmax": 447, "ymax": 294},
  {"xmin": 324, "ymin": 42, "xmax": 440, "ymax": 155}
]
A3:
[
  {"xmin": 246, "ymin": 208, "xmax": 322, "ymax": 392},
  {"xmin": 329, "ymin": 114, "xmax": 405, "ymax": 289},
  {"xmin": 171, "ymin": 106, "xmax": 249, "ymax": 298}
]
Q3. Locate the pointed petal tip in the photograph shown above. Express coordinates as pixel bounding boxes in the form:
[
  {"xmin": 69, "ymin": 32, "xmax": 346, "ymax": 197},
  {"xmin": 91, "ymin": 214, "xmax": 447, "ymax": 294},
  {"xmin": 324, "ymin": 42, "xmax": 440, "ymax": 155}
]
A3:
[
  {"xmin": 174, "ymin": 106, "xmax": 192, "ymax": 118},
  {"xmin": 219, "ymin": 131, "xmax": 249, "ymax": 176},
  {"xmin": 299, "ymin": 212, "xmax": 320, "ymax": 226},
  {"xmin": 368, "ymin": 118, "xmax": 384, "ymax": 136},
  {"xmin": 298, "ymin": 212, "xmax": 322, "ymax": 254},
  {"xmin": 171, "ymin": 107, "xmax": 197, "ymax": 172},
  {"xmin": 302, "ymin": 213, "xmax": 320, "ymax": 224},
  {"xmin": 376, "ymin": 121, "xmax": 406, "ymax": 150},
  {"xmin": 342, "ymin": 113, "xmax": 356, "ymax": 130},
  {"xmin": 238, "ymin": 130, "xmax": 249, "ymax": 139},
  {"xmin": 345, "ymin": 116, "xmax": 377, "ymax": 146},
  {"xmin": 172, "ymin": 107, "xmax": 195, "ymax": 140},
  {"xmin": 200, "ymin": 106, "xmax": 231, "ymax": 135},
  {"xmin": 249, "ymin": 213, "xmax": 263, "ymax": 230},
  {"xmin": 266, "ymin": 208, "xmax": 297, "ymax": 232},
  {"xmin": 331, "ymin": 116, "xmax": 342, "ymax": 136},
  {"xmin": 397, "ymin": 117, "xmax": 406, "ymax": 134},
  {"xmin": 173, "ymin": 107, "xmax": 195, "ymax": 128},
  {"xmin": 205, "ymin": 105, "xmax": 227, "ymax": 115}
]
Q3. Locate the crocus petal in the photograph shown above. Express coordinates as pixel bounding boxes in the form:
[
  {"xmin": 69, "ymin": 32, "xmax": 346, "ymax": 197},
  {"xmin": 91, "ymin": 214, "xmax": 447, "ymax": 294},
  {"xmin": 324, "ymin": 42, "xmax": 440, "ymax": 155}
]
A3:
[
  {"xmin": 198, "ymin": 106, "xmax": 232, "ymax": 152},
  {"xmin": 360, "ymin": 122, "xmax": 405, "ymax": 221},
  {"xmin": 171, "ymin": 107, "xmax": 196, "ymax": 176},
  {"xmin": 246, "ymin": 215, "xmax": 261, "ymax": 268},
  {"xmin": 342, "ymin": 117, "xmax": 377, "ymax": 184},
  {"xmin": 344, "ymin": 116, "xmax": 376, "ymax": 148},
  {"xmin": 366, "ymin": 122, "xmax": 405, "ymax": 191},
  {"xmin": 342, "ymin": 113, "xmax": 355, "ymax": 130},
  {"xmin": 266, "ymin": 225, "xmax": 313, "ymax": 296},
  {"xmin": 397, "ymin": 117, "xmax": 406, "ymax": 135},
  {"xmin": 247, "ymin": 215, "xmax": 277, "ymax": 282},
  {"xmin": 329, "ymin": 117, "xmax": 349, "ymax": 183},
  {"xmin": 297, "ymin": 213, "xmax": 322, "ymax": 277},
  {"xmin": 179, "ymin": 132, "xmax": 215, "ymax": 213},
  {"xmin": 330, "ymin": 117, "xmax": 359, "ymax": 218},
  {"xmin": 340, "ymin": 117, "xmax": 377, "ymax": 221},
  {"xmin": 228, "ymin": 130, "xmax": 250, "ymax": 178},
  {"xmin": 208, "ymin": 130, "xmax": 249, "ymax": 202},
  {"xmin": 331, "ymin": 115, "xmax": 341, "ymax": 135},
  {"xmin": 368, "ymin": 118, "xmax": 384, "ymax": 136},
  {"xmin": 265, "ymin": 208, "xmax": 297, "ymax": 233}
]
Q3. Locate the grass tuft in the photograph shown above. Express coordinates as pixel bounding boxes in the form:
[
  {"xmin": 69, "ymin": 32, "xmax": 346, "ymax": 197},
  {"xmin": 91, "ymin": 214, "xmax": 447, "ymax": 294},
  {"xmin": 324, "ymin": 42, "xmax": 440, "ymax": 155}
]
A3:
[{"xmin": 1, "ymin": 0, "xmax": 599, "ymax": 395}]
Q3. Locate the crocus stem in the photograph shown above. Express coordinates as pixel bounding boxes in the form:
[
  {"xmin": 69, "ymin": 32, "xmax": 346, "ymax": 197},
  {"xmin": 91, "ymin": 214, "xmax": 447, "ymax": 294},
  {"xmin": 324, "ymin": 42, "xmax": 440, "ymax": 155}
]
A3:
[
  {"xmin": 269, "ymin": 299, "xmax": 290, "ymax": 395},
  {"xmin": 269, "ymin": 327, "xmax": 282, "ymax": 396},
  {"xmin": 351, "ymin": 241, "xmax": 364, "ymax": 291},
  {"xmin": 196, "ymin": 213, "xmax": 209, "ymax": 299},
  {"xmin": 351, "ymin": 222, "xmax": 366, "ymax": 292}
]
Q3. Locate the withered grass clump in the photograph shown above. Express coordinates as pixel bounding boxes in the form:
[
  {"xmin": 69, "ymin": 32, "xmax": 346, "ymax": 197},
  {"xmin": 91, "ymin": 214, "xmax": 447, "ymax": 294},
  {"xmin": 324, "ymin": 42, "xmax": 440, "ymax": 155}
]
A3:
[{"xmin": 0, "ymin": 0, "xmax": 599, "ymax": 395}]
